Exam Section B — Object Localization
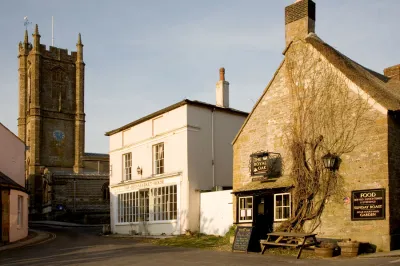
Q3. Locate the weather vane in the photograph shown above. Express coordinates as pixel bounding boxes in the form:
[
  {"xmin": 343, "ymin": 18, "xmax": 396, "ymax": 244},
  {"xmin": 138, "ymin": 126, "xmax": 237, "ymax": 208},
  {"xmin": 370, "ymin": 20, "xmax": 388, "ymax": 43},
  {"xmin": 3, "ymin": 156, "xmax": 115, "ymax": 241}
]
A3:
[{"xmin": 24, "ymin": 16, "xmax": 32, "ymax": 31}]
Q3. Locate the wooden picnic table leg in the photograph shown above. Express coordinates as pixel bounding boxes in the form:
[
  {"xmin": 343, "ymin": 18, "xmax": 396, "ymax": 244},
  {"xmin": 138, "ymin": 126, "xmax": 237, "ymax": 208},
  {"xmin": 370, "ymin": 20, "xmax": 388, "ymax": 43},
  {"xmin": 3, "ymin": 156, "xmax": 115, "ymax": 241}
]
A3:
[
  {"xmin": 296, "ymin": 237, "xmax": 307, "ymax": 259},
  {"xmin": 261, "ymin": 235, "xmax": 270, "ymax": 255}
]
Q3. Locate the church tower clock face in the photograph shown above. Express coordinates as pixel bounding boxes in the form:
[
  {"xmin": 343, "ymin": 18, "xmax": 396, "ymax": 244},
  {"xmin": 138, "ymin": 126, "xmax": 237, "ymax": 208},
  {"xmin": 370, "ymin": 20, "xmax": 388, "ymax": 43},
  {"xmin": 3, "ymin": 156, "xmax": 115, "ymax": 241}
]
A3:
[{"xmin": 53, "ymin": 130, "xmax": 65, "ymax": 142}]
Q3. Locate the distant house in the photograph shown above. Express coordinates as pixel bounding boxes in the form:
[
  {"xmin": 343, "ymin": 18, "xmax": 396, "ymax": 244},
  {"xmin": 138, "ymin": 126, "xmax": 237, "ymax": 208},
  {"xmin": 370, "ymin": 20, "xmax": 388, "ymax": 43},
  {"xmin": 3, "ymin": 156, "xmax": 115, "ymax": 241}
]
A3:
[
  {"xmin": 232, "ymin": 0, "xmax": 400, "ymax": 252},
  {"xmin": 0, "ymin": 123, "xmax": 28, "ymax": 243},
  {"xmin": 106, "ymin": 69, "xmax": 248, "ymax": 235}
]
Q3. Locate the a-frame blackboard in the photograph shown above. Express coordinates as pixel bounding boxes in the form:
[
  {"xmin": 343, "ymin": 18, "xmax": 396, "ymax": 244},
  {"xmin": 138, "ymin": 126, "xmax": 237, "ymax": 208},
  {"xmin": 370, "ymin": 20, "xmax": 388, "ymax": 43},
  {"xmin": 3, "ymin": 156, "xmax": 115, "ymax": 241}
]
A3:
[{"xmin": 232, "ymin": 226, "xmax": 254, "ymax": 253}]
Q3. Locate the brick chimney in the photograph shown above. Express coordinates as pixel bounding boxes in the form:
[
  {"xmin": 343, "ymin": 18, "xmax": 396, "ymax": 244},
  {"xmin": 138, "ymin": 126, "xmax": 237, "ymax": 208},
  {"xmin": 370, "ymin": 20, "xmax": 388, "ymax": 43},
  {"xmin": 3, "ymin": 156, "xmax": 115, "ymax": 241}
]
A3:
[
  {"xmin": 216, "ymin": 67, "xmax": 229, "ymax": 108},
  {"xmin": 285, "ymin": 0, "xmax": 316, "ymax": 46},
  {"xmin": 384, "ymin": 65, "xmax": 400, "ymax": 81}
]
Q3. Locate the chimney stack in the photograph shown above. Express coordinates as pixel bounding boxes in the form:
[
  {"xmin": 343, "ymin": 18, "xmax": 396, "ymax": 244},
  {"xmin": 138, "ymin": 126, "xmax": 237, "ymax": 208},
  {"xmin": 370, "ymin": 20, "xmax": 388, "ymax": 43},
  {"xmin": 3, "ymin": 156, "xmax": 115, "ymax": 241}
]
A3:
[
  {"xmin": 216, "ymin": 67, "xmax": 229, "ymax": 108},
  {"xmin": 384, "ymin": 65, "xmax": 400, "ymax": 81},
  {"xmin": 285, "ymin": 0, "xmax": 316, "ymax": 46}
]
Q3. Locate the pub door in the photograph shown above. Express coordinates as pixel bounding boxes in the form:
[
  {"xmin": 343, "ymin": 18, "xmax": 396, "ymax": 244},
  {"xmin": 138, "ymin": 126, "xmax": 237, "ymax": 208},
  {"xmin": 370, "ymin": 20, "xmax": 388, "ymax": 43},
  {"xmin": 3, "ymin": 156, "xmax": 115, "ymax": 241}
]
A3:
[{"xmin": 254, "ymin": 194, "xmax": 274, "ymax": 240}]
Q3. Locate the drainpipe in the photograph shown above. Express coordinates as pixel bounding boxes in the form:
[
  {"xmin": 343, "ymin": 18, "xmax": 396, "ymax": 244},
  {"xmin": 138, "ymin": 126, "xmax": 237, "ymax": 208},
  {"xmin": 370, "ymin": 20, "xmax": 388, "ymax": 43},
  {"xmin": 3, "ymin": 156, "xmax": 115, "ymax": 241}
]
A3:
[
  {"xmin": 73, "ymin": 179, "xmax": 76, "ymax": 212},
  {"xmin": 211, "ymin": 108, "xmax": 215, "ymax": 188}
]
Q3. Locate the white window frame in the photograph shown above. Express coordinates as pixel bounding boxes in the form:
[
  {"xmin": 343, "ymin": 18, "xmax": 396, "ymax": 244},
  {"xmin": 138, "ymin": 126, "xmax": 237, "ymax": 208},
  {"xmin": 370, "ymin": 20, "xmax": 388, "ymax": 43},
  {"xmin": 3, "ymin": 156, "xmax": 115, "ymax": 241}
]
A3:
[
  {"xmin": 122, "ymin": 153, "xmax": 132, "ymax": 181},
  {"xmin": 116, "ymin": 184, "xmax": 178, "ymax": 224},
  {"xmin": 151, "ymin": 185, "xmax": 177, "ymax": 221},
  {"xmin": 153, "ymin": 143, "xmax": 164, "ymax": 175},
  {"xmin": 17, "ymin": 195, "xmax": 23, "ymax": 226},
  {"xmin": 238, "ymin": 196, "xmax": 253, "ymax": 222},
  {"xmin": 274, "ymin": 193, "xmax": 291, "ymax": 222}
]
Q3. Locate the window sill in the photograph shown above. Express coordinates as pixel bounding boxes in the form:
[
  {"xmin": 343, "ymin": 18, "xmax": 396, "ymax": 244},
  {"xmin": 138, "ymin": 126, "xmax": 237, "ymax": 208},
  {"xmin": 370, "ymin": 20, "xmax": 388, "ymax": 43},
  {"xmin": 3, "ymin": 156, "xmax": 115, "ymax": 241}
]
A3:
[
  {"xmin": 116, "ymin": 220, "xmax": 177, "ymax": 226},
  {"xmin": 274, "ymin": 219, "xmax": 289, "ymax": 222},
  {"xmin": 238, "ymin": 220, "xmax": 253, "ymax": 223}
]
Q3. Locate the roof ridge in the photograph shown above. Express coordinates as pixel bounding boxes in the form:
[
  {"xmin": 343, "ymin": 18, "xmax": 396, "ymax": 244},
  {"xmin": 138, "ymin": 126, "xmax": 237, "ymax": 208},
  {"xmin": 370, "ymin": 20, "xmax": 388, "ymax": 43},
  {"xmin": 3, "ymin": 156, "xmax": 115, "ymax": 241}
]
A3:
[
  {"xmin": 105, "ymin": 99, "xmax": 248, "ymax": 136},
  {"xmin": 305, "ymin": 33, "xmax": 400, "ymax": 111}
]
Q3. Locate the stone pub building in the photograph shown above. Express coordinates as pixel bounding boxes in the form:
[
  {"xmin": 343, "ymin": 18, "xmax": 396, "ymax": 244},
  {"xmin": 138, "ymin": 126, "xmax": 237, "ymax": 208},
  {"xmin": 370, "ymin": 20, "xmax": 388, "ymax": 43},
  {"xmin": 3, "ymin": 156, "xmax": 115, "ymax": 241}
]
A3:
[{"xmin": 232, "ymin": 0, "xmax": 400, "ymax": 251}]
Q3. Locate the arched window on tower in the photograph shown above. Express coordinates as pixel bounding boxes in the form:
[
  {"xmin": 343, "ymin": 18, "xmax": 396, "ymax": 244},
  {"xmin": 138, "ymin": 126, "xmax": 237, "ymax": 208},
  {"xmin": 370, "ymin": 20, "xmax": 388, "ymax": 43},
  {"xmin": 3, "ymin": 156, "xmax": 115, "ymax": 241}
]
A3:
[{"xmin": 102, "ymin": 182, "xmax": 110, "ymax": 201}]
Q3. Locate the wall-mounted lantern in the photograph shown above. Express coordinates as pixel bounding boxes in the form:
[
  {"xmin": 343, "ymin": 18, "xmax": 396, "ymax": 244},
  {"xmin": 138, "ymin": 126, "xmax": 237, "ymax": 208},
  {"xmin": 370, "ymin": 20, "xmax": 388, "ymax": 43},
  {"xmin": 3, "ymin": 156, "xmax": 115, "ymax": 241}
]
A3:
[
  {"xmin": 322, "ymin": 152, "xmax": 338, "ymax": 171},
  {"xmin": 137, "ymin": 166, "xmax": 143, "ymax": 175}
]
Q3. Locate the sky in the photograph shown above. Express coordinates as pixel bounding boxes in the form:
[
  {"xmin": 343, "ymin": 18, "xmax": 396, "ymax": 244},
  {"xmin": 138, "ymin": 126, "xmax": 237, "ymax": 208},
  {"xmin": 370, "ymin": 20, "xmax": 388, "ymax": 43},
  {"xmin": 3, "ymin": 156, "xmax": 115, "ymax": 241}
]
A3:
[{"xmin": 0, "ymin": 0, "xmax": 399, "ymax": 154}]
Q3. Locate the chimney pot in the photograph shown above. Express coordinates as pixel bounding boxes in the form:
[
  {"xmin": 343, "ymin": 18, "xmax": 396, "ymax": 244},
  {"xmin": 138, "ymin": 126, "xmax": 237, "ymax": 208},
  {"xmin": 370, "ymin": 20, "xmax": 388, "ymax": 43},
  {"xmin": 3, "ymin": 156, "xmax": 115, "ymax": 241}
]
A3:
[{"xmin": 219, "ymin": 67, "xmax": 225, "ymax": 81}]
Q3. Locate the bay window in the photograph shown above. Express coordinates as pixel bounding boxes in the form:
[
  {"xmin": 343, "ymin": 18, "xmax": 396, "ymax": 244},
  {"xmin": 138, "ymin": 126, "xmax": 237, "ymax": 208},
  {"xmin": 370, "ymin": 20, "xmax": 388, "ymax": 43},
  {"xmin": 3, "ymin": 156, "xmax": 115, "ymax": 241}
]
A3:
[{"xmin": 117, "ymin": 184, "xmax": 177, "ymax": 223}]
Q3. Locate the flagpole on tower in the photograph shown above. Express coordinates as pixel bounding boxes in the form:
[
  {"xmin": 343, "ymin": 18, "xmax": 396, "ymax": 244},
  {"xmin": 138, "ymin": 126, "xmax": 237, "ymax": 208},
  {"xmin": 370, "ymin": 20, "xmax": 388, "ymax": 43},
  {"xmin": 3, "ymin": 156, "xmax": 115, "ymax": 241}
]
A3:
[{"xmin": 52, "ymin": 16, "xmax": 54, "ymax": 46}]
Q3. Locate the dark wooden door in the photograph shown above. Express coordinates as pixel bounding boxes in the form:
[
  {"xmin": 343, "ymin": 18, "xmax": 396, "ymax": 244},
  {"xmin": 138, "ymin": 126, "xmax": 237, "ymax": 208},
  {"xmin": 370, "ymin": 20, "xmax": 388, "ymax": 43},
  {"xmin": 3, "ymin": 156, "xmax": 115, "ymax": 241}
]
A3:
[
  {"xmin": 255, "ymin": 194, "xmax": 274, "ymax": 239},
  {"xmin": 1, "ymin": 190, "xmax": 10, "ymax": 243}
]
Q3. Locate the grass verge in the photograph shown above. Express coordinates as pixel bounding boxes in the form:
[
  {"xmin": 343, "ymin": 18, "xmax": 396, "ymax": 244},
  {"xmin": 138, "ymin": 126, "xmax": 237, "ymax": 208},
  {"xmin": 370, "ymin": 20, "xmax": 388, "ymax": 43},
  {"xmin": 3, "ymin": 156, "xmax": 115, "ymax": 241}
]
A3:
[{"xmin": 145, "ymin": 234, "xmax": 231, "ymax": 251}]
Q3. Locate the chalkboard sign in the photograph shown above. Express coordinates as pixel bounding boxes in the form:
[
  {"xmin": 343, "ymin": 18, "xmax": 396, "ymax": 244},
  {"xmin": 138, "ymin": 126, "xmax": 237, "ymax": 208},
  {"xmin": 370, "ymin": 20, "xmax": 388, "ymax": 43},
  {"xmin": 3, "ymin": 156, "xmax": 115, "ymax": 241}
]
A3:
[
  {"xmin": 351, "ymin": 188, "xmax": 385, "ymax": 221},
  {"xmin": 232, "ymin": 226, "xmax": 254, "ymax": 252}
]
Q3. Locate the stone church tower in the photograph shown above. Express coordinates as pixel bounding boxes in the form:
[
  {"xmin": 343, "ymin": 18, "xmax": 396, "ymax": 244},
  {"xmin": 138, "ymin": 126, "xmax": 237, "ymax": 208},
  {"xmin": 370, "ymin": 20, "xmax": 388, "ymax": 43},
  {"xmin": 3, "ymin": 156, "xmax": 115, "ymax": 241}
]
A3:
[{"xmin": 17, "ymin": 25, "xmax": 86, "ymax": 213}]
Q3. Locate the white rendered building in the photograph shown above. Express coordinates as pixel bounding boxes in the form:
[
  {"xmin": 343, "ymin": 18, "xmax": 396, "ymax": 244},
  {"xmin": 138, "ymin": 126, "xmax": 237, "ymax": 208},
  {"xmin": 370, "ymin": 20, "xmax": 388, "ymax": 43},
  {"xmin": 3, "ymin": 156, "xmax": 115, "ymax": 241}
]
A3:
[{"xmin": 106, "ymin": 68, "xmax": 247, "ymax": 235}]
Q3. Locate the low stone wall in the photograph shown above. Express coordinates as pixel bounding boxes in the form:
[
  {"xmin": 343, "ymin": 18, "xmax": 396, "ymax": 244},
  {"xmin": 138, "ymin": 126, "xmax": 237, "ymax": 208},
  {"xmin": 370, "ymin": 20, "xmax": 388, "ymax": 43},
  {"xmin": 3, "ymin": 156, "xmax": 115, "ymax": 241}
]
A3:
[{"xmin": 52, "ymin": 173, "xmax": 109, "ymax": 211}]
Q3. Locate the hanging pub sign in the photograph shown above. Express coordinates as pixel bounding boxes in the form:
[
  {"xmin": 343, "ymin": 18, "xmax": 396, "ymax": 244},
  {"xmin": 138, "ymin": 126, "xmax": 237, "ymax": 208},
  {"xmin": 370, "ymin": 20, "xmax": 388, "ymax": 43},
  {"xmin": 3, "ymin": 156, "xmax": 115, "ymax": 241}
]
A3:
[
  {"xmin": 249, "ymin": 151, "xmax": 281, "ymax": 181},
  {"xmin": 351, "ymin": 188, "xmax": 385, "ymax": 221}
]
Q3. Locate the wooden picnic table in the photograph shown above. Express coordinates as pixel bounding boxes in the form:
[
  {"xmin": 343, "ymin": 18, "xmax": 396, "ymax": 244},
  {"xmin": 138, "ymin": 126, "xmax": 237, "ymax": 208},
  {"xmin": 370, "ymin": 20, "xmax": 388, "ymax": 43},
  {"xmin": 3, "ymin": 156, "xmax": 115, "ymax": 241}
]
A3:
[{"xmin": 260, "ymin": 232, "xmax": 319, "ymax": 259}]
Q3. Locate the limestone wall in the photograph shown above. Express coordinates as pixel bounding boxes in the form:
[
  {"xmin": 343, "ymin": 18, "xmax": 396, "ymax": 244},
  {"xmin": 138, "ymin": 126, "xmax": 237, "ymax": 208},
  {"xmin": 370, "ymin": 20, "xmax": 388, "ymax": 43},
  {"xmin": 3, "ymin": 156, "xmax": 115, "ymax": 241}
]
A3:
[{"xmin": 232, "ymin": 42, "xmax": 393, "ymax": 250}]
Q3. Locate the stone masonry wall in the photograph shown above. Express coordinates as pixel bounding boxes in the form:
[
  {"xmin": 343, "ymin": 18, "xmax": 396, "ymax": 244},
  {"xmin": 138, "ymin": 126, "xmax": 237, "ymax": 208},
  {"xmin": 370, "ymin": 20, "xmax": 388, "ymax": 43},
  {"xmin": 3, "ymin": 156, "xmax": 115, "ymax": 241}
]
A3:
[
  {"xmin": 52, "ymin": 174, "xmax": 110, "ymax": 213},
  {"xmin": 233, "ymin": 41, "xmax": 392, "ymax": 251}
]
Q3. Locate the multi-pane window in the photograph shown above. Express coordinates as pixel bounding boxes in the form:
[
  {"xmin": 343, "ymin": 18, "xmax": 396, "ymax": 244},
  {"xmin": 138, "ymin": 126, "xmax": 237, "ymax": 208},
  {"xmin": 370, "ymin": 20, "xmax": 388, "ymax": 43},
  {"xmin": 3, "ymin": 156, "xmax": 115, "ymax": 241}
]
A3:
[
  {"xmin": 139, "ymin": 190, "xmax": 149, "ymax": 221},
  {"xmin": 17, "ymin": 196, "xmax": 23, "ymax": 226},
  {"xmin": 123, "ymin": 153, "xmax": 132, "ymax": 180},
  {"xmin": 118, "ymin": 191, "xmax": 138, "ymax": 223},
  {"xmin": 153, "ymin": 143, "xmax": 164, "ymax": 175},
  {"xmin": 239, "ymin": 196, "xmax": 253, "ymax": 222},
  {"xmin": 274, "ymin": 193, "xmax": 291, "ymax": 221},
  {"xmin": 117, "ymin": 185, "xmax": 178, "ymax": 224},
  {"xmin": 152, "ymin": 185, "xmax": 177, "ymax": 221}
]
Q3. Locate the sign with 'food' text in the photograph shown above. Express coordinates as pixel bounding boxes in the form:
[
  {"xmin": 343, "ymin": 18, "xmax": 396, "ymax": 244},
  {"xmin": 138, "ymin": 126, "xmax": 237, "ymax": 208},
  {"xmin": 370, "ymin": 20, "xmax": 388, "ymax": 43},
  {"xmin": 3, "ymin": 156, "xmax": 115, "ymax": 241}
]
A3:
[{"xmin": 351, "ymin": 188, "xmax": 385, "ymax": 221}]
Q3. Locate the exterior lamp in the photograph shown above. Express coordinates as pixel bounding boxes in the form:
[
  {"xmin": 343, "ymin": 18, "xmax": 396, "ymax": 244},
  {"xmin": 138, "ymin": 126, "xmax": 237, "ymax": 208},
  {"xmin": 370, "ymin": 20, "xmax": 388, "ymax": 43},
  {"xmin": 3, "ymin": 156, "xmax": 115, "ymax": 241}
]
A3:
[
  {"xmin": 137, "ymin": 166, "xmax": 143, "ymax": 175},
  {"xmin": 322, "ymin": 152, "xmax": 337, "ymax": 170}
]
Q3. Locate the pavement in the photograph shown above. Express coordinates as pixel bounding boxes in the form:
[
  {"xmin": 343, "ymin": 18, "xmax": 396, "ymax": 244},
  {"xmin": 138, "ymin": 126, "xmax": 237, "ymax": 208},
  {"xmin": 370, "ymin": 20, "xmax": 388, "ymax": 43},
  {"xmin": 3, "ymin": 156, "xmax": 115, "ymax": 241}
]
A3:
[
  {"xmin": 1, "ymin": 222, "xmax": 400, "ymax": 265},
  {"xmin": 29, "ymin": 220, "xmax": 103, "ymax": 227},
  {"xmin": 359, "ymin": 249, "xmax": 400, "ymax": 259},
  {"xmin": 0, "ymin": 229, "xmax": 55, "ymax": 252}
]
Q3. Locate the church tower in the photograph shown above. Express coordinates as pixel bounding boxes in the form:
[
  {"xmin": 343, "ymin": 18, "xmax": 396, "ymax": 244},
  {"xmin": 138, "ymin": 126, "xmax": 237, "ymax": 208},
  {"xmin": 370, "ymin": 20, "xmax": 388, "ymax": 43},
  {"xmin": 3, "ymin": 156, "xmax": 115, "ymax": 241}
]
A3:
[{"xmin": 18, "ymin": 25, "xmax": 86, "ymax": 213}]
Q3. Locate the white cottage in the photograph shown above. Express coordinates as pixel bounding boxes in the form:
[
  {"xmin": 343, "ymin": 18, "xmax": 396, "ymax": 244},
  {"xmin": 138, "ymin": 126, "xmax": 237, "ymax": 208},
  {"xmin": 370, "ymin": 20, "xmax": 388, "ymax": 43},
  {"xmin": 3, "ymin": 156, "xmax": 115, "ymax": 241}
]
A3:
[{"xmin": 106, "ymin": 68, "xmax": 248, "ymax": 235}]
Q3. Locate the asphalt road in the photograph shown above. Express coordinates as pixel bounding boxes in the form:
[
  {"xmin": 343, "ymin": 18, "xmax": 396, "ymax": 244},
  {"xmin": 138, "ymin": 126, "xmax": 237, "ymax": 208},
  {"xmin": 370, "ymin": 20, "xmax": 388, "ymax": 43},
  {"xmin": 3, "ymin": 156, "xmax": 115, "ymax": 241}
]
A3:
[{"xmin": 0, "ymin": 225, "xmax": 398, "ymax": 266}]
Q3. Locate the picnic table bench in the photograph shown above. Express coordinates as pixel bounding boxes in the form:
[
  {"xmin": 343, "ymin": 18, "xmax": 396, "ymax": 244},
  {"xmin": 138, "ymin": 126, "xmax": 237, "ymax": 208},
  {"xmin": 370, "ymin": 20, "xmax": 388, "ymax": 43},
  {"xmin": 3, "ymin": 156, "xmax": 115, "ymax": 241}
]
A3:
[{"xmin": 260, "ymin": 232, "xmax": 319, "ymax": 259}]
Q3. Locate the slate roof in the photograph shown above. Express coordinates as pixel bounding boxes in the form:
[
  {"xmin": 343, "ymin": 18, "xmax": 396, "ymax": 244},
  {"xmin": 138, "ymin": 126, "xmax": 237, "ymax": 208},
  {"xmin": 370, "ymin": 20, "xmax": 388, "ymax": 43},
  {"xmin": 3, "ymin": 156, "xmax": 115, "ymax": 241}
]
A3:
[
  {"xmin": 105, "ymin": 99, "xmax": 248, "ymax": 136},
  {"xmin": 84, "ymin": 152, "xmax": 109, "ymax": 158},
  {"xmin": 0, "ymin": 171, "xmax": 26, "ymax": 192}
]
